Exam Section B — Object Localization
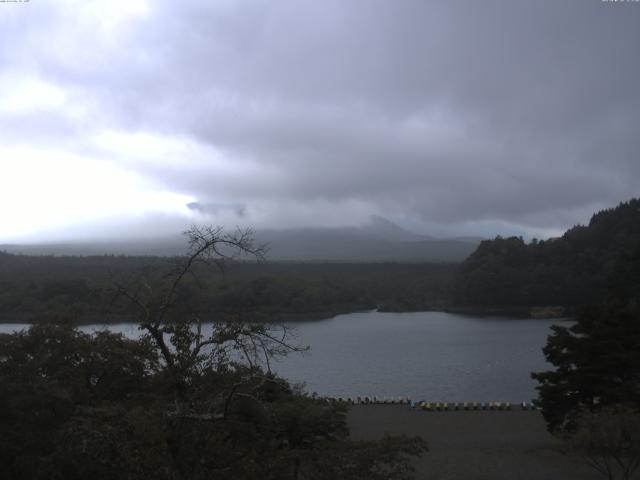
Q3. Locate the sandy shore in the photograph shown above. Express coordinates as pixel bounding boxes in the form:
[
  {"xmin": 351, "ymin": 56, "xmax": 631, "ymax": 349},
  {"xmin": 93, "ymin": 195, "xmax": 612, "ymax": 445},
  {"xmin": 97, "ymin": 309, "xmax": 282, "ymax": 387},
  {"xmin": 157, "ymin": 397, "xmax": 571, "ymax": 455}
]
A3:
[{"xmin": 347, "ymin": 405, "xmax": 603, "ymax": 480}]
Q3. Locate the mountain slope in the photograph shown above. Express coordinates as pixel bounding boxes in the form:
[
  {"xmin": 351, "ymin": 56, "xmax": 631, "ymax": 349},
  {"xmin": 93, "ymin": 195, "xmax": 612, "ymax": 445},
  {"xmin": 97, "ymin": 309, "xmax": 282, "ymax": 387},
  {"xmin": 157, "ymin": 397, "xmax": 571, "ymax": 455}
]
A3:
[
  {"xmin": 2, "ymin": 218, "xmax": 479, "ymax": 262},
  {"xmin": 452, "ymin": 198, "xmax": 640, "ymax": 310}
]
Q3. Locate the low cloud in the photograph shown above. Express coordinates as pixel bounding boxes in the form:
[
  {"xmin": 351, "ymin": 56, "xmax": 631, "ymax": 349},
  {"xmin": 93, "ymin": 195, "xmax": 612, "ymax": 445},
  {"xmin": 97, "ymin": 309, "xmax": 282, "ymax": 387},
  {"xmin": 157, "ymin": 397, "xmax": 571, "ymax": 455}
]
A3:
[{"xmin": 1, "ymin": 0, "xmax": 639, "ymax": 241}]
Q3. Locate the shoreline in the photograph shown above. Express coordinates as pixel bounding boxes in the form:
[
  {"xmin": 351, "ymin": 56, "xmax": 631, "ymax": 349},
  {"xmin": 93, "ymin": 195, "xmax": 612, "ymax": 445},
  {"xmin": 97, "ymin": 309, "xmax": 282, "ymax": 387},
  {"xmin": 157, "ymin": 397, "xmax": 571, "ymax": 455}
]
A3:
[
  {"xmin": 444, "ymin": 305, "xmax": 571, "ymax": 319},
  {"xmin": 0, "ymin": 306, "xmax": 572, "ymax": 325},
  {"xmin": 0, "ymin": 309, "xmax": 361, "ymax": 326}
]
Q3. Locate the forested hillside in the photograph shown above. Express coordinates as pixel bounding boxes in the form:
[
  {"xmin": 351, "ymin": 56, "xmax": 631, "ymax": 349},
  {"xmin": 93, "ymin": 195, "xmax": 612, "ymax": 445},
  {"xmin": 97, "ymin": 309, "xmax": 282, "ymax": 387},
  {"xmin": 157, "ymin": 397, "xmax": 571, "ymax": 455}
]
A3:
[
  {"xmin": 4, "ymin": 199, "xmax": 638, "ymax": 322},
  {"xmin": 452, "ymin": 199, "xmax": 640, "ymax": 313},
  {"xmin": 0, "ymin": 254, "xmax": 454, "ymax": 322}
]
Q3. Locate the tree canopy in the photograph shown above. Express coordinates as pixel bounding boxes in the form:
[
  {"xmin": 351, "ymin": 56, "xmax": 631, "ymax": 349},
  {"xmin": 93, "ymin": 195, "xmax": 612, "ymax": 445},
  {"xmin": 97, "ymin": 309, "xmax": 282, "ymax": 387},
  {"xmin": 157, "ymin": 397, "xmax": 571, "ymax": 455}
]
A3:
[
  {"xmin": 532, "ymin": 300, "xmax": 640, "ymax": 434},
  {"xmin": 453, "ymin": 198, "xmax": 640, "ymax": 313},
  {"xmin": 0, "ymin": 226, "xmax": 427, "ymax": 479}
]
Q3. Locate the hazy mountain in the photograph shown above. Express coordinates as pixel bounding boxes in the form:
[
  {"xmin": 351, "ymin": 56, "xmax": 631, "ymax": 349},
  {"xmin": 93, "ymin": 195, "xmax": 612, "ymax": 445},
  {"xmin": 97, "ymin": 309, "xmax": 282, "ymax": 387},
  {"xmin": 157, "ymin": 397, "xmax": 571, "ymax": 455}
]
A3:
[
  {"xmin": 255, "ymin": 219, "xmax": 476, "ymax": 262},
  {"xmin": 359, "ymin": 215, "xmax": 431, "ymax": 242},
  {"xmin": 1, "ymin": 217, "xmax": 480, "ymax": 262}
]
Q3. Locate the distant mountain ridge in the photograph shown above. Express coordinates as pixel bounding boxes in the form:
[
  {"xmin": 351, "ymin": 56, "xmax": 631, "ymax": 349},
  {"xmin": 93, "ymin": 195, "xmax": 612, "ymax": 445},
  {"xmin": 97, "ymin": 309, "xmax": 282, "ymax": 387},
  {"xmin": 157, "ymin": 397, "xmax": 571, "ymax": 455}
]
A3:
[{"xmin": 1, "ymin": 217, "xmax": 480, "ymax": 262}]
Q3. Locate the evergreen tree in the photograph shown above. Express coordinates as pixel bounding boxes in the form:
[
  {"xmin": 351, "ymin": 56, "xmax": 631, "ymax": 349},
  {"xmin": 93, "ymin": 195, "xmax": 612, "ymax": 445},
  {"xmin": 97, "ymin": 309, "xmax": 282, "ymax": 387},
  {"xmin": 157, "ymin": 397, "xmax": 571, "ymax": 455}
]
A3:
[{"xmin": 532, "ymin": 300, "xmax": 640, "ymax": 433}]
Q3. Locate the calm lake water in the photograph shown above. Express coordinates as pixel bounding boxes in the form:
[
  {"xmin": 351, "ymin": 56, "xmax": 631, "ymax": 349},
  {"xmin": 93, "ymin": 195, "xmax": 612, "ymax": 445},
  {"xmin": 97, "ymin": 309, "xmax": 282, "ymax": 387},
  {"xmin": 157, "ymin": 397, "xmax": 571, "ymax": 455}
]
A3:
[{"xmin": 0, "ymin": 311, "xmax": 567, "ymax": 402}]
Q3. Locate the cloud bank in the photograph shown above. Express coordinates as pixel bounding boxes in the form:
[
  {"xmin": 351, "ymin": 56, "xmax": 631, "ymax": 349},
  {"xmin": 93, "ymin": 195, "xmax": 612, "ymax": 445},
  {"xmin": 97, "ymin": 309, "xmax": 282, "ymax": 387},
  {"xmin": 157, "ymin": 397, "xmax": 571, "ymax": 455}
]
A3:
[{"xmin": 1, "ymin": 0, "xmax": 638, "ymax": 241}]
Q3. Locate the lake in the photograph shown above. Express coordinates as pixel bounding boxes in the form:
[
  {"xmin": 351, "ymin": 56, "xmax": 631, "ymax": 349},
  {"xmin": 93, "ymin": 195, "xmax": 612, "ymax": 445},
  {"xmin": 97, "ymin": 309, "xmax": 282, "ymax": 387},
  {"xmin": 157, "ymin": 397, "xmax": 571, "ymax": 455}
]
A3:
[{"xmin": 0, "ymin": 311, "xmax": 566, "ymax": 402}]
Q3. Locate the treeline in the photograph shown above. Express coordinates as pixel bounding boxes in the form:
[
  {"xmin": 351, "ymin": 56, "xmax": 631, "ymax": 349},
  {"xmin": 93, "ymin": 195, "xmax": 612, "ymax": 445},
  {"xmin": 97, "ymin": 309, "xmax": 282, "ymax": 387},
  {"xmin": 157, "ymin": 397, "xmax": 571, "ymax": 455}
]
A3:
[
  {"xmin": 452, "ymin": 198, "xmax": 640, "ymax": 314},
  {"xmin": 6, "ymin": 199, "xmax": 637, "ymax": 322},
  {"xmin": 0, "ymin": 254, "xmax": 455, "ymax": 322}
]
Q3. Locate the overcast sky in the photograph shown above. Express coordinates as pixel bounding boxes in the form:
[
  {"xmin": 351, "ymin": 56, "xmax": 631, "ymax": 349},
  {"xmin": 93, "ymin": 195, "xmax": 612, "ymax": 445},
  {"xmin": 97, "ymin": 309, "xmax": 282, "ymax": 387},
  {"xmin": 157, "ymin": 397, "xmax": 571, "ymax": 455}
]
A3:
[{"xmin": 1, "ymin": 0, "xmax": 639, "ymax": 243}]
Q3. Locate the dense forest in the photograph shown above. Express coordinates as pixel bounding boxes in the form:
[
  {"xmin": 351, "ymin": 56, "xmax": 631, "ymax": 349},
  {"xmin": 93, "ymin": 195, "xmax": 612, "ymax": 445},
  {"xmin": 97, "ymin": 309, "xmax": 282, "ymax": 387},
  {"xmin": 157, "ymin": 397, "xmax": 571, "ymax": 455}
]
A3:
[
  {"xmin": 452, "ymin": 199, "xmax": 640, "ymax": 316},
  {"xmin": 0, "ymin": 253, "xmax": 455, "ymax": 323},
  {"xmin": 528, "ymin": 201, "xmax": 640, "ymax": 474},
  {"xmin": 2, "ymin": 199, "xmax": 639, "ymax": 323}
]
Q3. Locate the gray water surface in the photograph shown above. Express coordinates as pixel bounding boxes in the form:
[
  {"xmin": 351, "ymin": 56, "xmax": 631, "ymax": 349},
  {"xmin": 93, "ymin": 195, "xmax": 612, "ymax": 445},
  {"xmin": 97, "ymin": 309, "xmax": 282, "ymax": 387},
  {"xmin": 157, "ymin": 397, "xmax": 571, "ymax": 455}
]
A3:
[{"xmin": 0, "ymin": 311, "xmax": 565, "ymax": 402}]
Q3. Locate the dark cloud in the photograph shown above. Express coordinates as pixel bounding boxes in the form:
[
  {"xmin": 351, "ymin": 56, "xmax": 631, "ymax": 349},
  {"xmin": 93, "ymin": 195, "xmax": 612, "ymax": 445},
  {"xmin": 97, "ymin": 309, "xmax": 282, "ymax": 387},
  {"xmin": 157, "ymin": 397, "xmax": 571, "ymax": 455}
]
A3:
[{"xmin": 1, "ymin": 0, "xmax": 639, "ymax": 240}]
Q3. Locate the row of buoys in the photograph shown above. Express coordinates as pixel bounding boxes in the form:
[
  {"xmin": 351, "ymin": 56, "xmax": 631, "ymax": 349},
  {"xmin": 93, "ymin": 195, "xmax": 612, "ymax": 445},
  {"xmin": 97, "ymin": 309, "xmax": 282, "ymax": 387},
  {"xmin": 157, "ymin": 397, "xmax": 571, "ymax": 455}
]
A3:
[
  {"xmin": 327, "ymin": 396, "xmax": 411, "ymax": 405},
  {"xmin": 325, "ymin": 397, "xmax": 538, "ymax": 411},
  {"xmin": 414, "ymin": 401, "xmax": 537, "ymax": 411},
  {"xmin": 416, "ymin": 401, "xmax": 508, "ymax": 411}
]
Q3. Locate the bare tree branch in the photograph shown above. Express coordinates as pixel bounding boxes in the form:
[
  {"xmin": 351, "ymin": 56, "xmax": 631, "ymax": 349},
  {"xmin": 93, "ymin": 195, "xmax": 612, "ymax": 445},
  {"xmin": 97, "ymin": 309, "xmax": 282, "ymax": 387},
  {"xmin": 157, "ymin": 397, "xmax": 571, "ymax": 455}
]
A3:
[{"xmin": 105, "ymin": 225, "xmax": 304, "ymax": 400}]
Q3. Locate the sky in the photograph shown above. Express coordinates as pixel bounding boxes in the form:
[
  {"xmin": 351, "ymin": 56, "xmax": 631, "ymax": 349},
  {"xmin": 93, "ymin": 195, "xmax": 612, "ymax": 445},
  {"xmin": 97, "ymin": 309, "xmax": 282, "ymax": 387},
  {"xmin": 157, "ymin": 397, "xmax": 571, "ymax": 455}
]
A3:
[{"xmin": 1, "ymin": 0, "xmax": 639, "ymax": 243}]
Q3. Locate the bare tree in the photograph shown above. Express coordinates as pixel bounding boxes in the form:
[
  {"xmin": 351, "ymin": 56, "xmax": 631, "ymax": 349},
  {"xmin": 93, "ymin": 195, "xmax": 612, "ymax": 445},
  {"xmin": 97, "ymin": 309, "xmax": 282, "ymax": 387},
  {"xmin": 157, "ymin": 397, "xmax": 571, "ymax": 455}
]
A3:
[
  {"xmin": 109, "ymin": 225, "xmax": 305, "ymax": 396},
  {"xmin": 565, "ymin": 407, "xmax": 640, "ymax": 480}
]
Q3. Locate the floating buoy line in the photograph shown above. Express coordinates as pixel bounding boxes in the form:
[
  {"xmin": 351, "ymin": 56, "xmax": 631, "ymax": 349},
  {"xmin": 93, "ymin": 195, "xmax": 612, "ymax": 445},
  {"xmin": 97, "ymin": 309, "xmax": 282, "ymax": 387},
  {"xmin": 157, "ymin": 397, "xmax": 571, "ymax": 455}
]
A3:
[{"xmin": 323, "ymin": 397, "xmax": 538, "ymax": 411}]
